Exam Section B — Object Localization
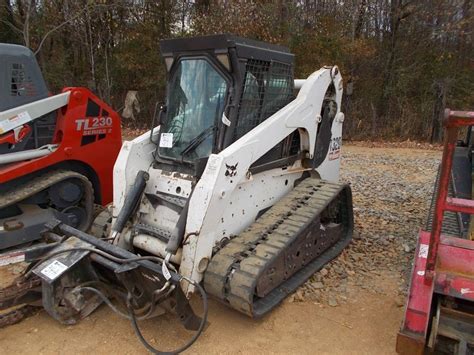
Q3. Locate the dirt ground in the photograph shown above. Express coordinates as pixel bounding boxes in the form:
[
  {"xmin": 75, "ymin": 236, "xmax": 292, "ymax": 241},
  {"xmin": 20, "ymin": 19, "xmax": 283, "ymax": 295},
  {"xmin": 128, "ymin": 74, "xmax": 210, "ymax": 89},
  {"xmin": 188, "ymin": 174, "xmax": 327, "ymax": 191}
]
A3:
[{"xmin": 0, "ymin": 145, "xmax": 441, "ymax": 354}]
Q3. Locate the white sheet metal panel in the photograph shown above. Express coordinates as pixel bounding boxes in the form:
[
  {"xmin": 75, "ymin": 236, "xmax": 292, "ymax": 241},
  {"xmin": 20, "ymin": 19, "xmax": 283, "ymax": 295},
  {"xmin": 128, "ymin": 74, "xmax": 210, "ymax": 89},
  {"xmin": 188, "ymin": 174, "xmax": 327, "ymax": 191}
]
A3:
[{"xmin": 0, "ymin": 92, "xmax": 70, "ymax": 134}]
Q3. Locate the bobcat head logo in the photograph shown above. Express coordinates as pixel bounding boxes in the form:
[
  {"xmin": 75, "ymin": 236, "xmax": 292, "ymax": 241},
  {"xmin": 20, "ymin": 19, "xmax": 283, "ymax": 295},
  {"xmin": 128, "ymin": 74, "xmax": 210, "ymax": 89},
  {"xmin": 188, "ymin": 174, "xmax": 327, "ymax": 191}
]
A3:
[{"xmin": 225, "ymin": 163, "xmax": 238, "ymax": 177}]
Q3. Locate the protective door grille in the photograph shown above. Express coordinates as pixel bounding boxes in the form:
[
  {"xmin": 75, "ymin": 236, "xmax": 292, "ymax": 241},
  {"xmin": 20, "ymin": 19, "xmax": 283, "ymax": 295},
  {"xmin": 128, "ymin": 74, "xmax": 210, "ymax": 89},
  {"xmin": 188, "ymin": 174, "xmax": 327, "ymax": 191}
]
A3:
[{"xmin": 234, "ymin": 59, "xmax": 293, "ymax": 141}]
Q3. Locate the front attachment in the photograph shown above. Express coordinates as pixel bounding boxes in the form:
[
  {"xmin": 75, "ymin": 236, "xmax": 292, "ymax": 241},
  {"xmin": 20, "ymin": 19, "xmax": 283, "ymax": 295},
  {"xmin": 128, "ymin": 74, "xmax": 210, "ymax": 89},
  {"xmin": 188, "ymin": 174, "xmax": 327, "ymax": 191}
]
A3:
[
  {"xmin": 29, "ymin": 220, "xmax": 208, "ymax": 353},
  {"xmin": 33, "ymin": 237, "xmax": 102, "ymax": 324}
]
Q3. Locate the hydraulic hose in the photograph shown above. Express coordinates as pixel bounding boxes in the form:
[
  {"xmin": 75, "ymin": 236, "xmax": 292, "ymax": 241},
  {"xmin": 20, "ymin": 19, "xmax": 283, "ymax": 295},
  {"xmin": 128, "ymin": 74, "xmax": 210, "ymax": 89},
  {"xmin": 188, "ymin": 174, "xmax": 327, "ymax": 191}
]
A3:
[
  {"xmin": 112, "ymin": 170, "xmax": 149, "ymax": 240},
  {"xmin": 78, "ymin": 286, "xmax": 131, "ymax": 319},
  {"xmin": 26, "ymin": 246, "xmax": 208, "ymax": 354},
  {"xmin": 77, "ymin": 282, "xmax": 171, "ymax": 321},
  {"xmin": 127, "ymin": 277, "xmax": 208, "ymax": 355}
]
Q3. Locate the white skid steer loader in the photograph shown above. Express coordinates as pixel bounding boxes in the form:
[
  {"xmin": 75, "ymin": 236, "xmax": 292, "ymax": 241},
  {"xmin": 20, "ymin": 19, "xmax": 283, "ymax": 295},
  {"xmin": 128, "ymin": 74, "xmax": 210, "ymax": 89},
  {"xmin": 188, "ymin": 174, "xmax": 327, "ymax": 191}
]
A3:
[{"xmin": 2, "ymin": 35, "xmax": 353, "ymax": 353}]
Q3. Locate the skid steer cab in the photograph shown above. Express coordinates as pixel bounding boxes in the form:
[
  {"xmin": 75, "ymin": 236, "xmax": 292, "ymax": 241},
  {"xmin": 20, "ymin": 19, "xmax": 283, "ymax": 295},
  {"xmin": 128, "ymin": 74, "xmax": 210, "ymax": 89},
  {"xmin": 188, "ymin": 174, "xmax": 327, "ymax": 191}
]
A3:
[{"xmin": 3, "ymin": 35, "xmax": 353, "ymax": 353}]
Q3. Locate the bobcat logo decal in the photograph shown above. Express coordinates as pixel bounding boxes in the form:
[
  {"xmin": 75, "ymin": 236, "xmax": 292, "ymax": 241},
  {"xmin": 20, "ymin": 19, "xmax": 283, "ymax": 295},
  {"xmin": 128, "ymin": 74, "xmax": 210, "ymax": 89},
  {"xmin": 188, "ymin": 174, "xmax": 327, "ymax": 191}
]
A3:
[{"xmin": 225, "ymin": 163, "xmax": 238, "ymax": 177}]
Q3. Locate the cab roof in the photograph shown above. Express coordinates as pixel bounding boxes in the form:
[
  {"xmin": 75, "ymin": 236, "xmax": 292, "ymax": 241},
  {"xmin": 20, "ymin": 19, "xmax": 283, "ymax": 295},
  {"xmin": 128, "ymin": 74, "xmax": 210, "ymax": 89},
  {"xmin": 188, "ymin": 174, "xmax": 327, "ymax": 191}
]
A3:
[{"xmin": 160, "ymin": 34, "xmax": 294, "ymax": 64}]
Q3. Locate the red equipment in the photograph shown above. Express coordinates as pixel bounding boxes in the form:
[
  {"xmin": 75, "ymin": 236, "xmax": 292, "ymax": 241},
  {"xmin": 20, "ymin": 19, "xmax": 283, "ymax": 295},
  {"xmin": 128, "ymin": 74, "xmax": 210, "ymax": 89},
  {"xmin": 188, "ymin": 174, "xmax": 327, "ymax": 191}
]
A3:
[
  {"xmin": 397, "ymin": 110, "xmax": 474, "ymax": 354},
  {"xmin": 0, "ymin": 44, "xmax": 121, "ymax": 328},
  {"xmin": 0, "ymin": 87, "xmax": 122, "ymax": 252},
  {"xmin": 0, "ymin": 43, "xmax": 121, "ymax": 252},
  {"xmin": 1, "ymin": 87, "xmax": 121, "ymax": 204}
]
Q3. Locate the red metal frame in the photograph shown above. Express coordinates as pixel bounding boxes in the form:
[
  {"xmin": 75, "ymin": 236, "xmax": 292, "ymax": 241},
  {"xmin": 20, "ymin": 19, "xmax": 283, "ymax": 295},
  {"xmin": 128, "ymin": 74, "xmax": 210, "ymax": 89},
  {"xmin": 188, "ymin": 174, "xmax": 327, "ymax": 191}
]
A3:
[
  {"xmin": 397, "ymin": 109, "xmax": 474, "ymax": 354},
  {"xmin": 0, "ymin": 87, "xmax": 122, "ymax": 205}
]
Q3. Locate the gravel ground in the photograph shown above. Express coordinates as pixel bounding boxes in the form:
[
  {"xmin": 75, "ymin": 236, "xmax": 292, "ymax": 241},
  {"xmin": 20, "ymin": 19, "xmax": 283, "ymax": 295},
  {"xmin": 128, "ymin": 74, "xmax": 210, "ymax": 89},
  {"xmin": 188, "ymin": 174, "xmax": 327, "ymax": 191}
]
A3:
[{"xmin": 293, "ymin": 146, "xmax": 441, "ymax": 306}]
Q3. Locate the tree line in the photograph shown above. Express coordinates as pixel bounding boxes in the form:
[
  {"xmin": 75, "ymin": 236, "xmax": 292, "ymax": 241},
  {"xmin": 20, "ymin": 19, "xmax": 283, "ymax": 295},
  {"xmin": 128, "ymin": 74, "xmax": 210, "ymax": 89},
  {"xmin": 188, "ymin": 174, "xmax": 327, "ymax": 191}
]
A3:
[{"xmin": 1, "ymin": 0, "xmax": 472, "ymax": 141}]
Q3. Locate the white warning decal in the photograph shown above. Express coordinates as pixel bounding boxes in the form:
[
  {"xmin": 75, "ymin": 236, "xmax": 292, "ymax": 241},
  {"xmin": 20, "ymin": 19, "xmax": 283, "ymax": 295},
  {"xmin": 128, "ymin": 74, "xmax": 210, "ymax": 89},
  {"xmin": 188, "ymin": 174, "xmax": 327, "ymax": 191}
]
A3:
[
  {"xmin": 0, "ymin": 111, "xmax": 32, "ymax": 134},
  {"xmin": 40, "ymin": 260, "xmax": 68, "ymax": 280},
  {"xmin": 418, "ymin": 244, "xmax": 429, "ymax": 259},
  {"xmin": 0, "ymin": 252, "xmax": 25, "ymax": 267},
  {"xmin": 328, "ymin": 136, "xmax": 342, "ymax": 160}
]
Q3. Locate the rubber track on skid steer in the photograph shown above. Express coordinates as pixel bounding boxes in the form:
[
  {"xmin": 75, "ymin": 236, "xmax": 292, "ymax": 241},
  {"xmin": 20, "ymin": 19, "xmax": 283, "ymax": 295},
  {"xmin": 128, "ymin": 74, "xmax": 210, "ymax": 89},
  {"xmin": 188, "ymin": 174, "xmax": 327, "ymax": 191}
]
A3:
[
  {"xmin": 204, "ymin": 178, "xmax": 353, "ymax": 318},
  {"xmin": 0, "ymin": 170, "xmax": 94, "ymax": 230}
]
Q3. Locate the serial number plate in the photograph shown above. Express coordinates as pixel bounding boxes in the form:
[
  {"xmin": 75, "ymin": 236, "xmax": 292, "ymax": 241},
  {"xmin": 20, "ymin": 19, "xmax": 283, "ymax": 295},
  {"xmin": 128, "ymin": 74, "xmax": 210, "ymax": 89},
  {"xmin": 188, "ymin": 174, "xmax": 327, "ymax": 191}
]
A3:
[{"xmin": 40, "ymin": 260, "xmax": 68, "ymax": 280}]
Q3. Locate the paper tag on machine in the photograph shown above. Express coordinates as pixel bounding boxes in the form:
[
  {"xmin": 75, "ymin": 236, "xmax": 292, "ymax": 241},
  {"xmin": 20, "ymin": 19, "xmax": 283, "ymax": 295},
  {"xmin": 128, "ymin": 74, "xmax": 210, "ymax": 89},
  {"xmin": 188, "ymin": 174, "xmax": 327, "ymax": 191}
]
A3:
[{"xmin": 160, "ymin": 133, "xmax": 174, "ymax": 148}]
